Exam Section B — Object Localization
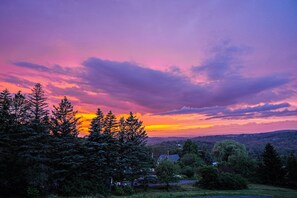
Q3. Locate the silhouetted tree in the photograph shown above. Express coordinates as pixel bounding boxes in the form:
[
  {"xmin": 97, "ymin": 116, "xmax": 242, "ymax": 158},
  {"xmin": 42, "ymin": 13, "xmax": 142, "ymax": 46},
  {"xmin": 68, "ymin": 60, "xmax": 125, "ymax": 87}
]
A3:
[
  {"xmin": 28, "ymin": 83, "xmax": 49, "ymax": 133},
  {"xmin": 87, "ymin": 108, "xmax": 115, "ymax": 193},
  {"xmin": 286, "ymin": 154, "xmax": 297, "ymax": 187},
  {"xmin": 117, "ymin": 112, "xmax": 150, "ymax": 184},
  {"xmin": 51, "ymin": 96, "xmax": 80, "ymax": 137},
  {"xmin": 182, "ymin": 139, "xmax": 199, "ymax": 156},
  {"xmin": 258, "ymin": 143, "xmax": 284, "ymax": 184}
]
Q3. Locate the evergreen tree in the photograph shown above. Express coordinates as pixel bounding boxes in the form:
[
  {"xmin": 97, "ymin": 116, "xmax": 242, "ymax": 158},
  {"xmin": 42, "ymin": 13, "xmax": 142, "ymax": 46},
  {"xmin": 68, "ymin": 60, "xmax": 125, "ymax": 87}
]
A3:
[
  {"xmin": 117, "ymin": 112, "xmax": 150, "ymax": 184},
  {"xmin": 89, "ymin": 108, "xmax": 105, "ymax": 138},
  {"xmin": 22, "ymin": 85, "xmax": 51, "ymax": 195},
  {"xmin": 286, "ymin": 154, "xmax": 297, "ymax": 186},
  {"xmin": 28, "ymin": 83, "xmax": 49, "ymax": 133},
  {"xmin": 0, "ymin": 89, "xmax": 14, "ymax": 196},
  {"xmin": 182, "ymin": 139, "xmax": 199, "ymax": 156},
  {"xmin": 0, "ymin": 89, "xmax": 12, "ymax": 131},
  {"xmin": 259, "ymin": 143, "xmax": 284, "ymax": 184},
  {"xmin": 104, "ymin": 110, "xmax": 118, "ymax": 134},
  {"xmin": 86, "ymin": 109, "xmax": 116, "ymax": 193},
  {"xmin": 49, "ymin": 97, "xmax": 86, "ymax": 195},
  {"xmin": 50, "ymin": 96, "xmax": 80, "ymax": 137},
  {"xmin": 11, "ymin": 91, "xmax": 30, "ymax": 124}
]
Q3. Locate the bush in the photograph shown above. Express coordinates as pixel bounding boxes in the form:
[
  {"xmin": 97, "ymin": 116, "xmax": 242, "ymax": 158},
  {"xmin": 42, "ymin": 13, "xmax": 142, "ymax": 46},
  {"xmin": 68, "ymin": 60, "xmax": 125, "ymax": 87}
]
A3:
[
  {"xmin": 181, "ymin": 166, "xmax": 195, "ymax": 178},
  {"xmin": 197, "ymin": 166, "xmax": 247, "ymax": 190},
  {"xmin": 198, "ymin": 166, "xmax": 219, "ymax": 189},
  {"xmin": 219, "ymin": 173, "xmax": 247, "ymax": 190},
  {"xmin": 27, "ymin": 187, "xmax": 40, "ymax": 198},
  {"xmin": 114, "ymin": 186, "xmax": 125, "ymax": 196},
  {"xmin": 113, "ymin": 186, "xmax": 134, "ymax": 196},
  {"xmin": 123, "ymin": 186, "xmax": 134, "ymax": 195}
]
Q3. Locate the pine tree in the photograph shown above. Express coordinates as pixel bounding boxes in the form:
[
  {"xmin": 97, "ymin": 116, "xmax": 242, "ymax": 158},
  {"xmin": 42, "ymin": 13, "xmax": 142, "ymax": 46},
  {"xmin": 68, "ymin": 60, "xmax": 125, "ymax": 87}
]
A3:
[
  {"xmin": 49, "ymin": 97, "xmax": 85, "ymax": 195},
  {"xmin": 0, "ymin": 89, "xmax": 13, "ymax": 196},
  {"xmin": 101, "ymin": 111, "xmax": 119, "ymax": 187},
  {"xmin": 89, "ymin": 108, "xmax": 105, "ymax": 139},
  {"xmin": 50, "ymin": 96, "xmax": 81, "ymax": 137},
  {"xmin": 0, "ymin": 89, "xmax": 12, "ymax": 130},
  {"xmin": 0, "ymin": 90, "xmax": 30, "ymax": 196},
  {"xmin": 116, "ymin": 112, "xmax": 150, "ymax": 185},
  {"xmin": 87, "ymin": 108, "xmax": 115, "ymax": 193},
  {"xmin": 29, "ymin": 83, "xmax": 49, "ymax": 133},
  {"xmin": 23, "ymin": 85, "xmax": 51, "ymax": 195},
  {"xmin": 182, "ymin": 140, "xmax": 199, "ymax": 156},
  {"xmin": 104, "ymin": 110, "xmax": 119, "ymax": 134},
  {"xmin": 259, "ymin": 143, "xmax": 284, "ymax": 184},
  {"xmin": 286, "ymin": 154, "xmax": 297, "ymax": 186},
  {"xmin": 11, "ymin": 91, "xmax": 30, "ymax": 124}
]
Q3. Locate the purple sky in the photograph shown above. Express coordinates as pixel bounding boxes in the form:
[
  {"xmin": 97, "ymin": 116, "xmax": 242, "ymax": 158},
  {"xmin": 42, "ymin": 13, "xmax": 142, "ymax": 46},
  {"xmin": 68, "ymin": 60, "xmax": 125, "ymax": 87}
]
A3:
[{"xmin": 0, "ymin": 0, "xmax": 296, "ymax": 136}]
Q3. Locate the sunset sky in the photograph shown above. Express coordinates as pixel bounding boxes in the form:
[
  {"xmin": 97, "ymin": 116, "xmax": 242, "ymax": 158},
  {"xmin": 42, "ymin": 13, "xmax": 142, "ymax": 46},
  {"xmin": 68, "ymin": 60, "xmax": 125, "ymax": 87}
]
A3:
[{"xmin": 0, "ymin": 0, "xmax": 296, "ymax": 137}]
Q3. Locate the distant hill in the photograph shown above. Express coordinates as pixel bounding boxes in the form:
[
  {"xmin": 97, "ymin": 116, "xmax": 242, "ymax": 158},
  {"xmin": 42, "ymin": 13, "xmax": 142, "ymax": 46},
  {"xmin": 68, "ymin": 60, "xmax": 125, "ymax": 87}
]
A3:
[
  {"xmin": 148, "ymin": 130, "xmax": 297, "ymax": 156},
  {"xmin": 147, "ymin": 137, "xmax": 186, "ymax": 145}
]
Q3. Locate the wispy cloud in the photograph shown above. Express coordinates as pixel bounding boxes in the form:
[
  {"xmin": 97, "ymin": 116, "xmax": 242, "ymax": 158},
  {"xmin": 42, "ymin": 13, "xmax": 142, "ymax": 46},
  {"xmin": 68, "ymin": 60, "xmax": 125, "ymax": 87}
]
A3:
[{"xmin": 160, "ymin": 103, "xmax": 297, "ymax": 120}]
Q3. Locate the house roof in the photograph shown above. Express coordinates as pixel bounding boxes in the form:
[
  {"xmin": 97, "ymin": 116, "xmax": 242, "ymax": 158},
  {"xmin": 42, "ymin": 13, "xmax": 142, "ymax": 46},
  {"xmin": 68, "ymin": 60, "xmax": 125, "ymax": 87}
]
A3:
[{"xmin": 158, "ymin": 154, "xmax": 179, "ymax": 162}]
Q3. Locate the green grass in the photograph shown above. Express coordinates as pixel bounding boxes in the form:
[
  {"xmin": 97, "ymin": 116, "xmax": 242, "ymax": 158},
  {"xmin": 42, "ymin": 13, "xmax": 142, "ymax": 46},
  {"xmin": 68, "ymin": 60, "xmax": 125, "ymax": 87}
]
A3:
[{"xmin": 111, "ymin": 184, "xmax": 297, "ymax": 198}]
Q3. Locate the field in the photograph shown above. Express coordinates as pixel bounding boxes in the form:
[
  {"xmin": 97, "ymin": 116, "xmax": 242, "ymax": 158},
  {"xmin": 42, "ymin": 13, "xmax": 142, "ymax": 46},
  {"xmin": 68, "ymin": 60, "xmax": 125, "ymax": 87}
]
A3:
[{"xmin": 112, "ymin": 184, "xmax": 297, "ymax": 198}]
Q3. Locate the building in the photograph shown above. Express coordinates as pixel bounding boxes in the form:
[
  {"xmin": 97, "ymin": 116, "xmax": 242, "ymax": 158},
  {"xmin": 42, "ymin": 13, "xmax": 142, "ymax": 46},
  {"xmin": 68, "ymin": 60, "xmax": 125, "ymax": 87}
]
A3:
[{"xmin": 157, "ymin": 154, "xmax": 180, "ymax": 164}]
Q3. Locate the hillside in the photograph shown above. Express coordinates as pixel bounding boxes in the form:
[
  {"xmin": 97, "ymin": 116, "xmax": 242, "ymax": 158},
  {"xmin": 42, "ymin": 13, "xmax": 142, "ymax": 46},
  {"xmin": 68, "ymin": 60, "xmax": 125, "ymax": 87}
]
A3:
[{"xmin": 148, "ymin": 130, "xmax": 297, "ymax": 156}]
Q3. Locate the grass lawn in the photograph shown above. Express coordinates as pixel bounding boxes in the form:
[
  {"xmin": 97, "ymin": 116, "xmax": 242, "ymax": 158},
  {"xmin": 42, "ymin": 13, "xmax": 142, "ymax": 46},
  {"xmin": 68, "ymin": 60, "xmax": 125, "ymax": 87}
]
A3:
[{"xmin": 113, "ymin": 184, "xmax": 297, "ymax": 198}]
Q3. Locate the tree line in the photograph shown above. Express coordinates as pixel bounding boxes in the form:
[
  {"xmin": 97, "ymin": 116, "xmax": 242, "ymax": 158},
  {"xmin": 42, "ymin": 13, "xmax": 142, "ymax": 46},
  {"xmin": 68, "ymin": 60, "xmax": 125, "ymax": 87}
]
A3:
[
  {"xmin": 152, "ymin": 139, "xmax": 297, "ymax": 190},
  {"xmin": 0, "ymin": 83, "xmax": 152, "ymax": 197}
]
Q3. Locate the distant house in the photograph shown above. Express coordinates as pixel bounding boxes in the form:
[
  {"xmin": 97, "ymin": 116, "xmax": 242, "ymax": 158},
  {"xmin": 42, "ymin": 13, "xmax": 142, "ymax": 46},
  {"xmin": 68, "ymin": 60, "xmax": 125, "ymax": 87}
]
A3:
[{"xmin": 157, "ymin": 154, "xmax": 180, "ymax": 164}]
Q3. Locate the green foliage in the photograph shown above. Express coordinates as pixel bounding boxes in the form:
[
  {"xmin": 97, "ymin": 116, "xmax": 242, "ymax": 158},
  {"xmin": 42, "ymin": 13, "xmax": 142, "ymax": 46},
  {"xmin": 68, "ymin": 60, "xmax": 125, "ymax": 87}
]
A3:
[
  {"xmin": 182, "ymin": 139, "xmax": 199, "ymax": 156},
  {"xmin": 181, "ymin": 166, "xmax": 195, "ymax": 178},
  {"xmin": 123, "ymin": 186, "xmax": 135, "ymax": 195},
  {"xmin": 113, "ymin": 185, "xmax": 134, "ymax": 196},
  {"xmin": 212, "ymin": 140, "xmax": 247, "ymax": 162},
  {"xmin": 179, "ymin": 141, "xmax": 205, "ymax": 178},
  {"xmin": 27, "ymin": 186, "xmax": 40, "ymax": 198},
  {"xmin": 219, "ymin": 173, "xmax": 247, "ymax": 190},
  {"xmin": 180, "ymin": 153, "xmax": 204, "ymax": 167},
  {"xmin": 198, "ymin": 166, "xmax": 247, "ymax": 190},
  {"xmin": 156, "ymin": 160, "xmax": 179, "ymax": 188},
  {"xmin": 212, "ymin": 140, "xmax": 255, "ymax": 177},
  {"xmin": 114, "ymin": 186, "xmax": 125, "ymax": 195},
  {"xmin": 197, "ymin": 166, "xmax": 220, "ymax": 189}
]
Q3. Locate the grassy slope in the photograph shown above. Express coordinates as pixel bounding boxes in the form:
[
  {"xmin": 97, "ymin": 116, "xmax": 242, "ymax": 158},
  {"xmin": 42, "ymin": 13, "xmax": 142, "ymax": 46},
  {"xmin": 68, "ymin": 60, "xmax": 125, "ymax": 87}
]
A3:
[{"xmin": 116, "ymin": 184, "xmax": 297, "ymax": 198}]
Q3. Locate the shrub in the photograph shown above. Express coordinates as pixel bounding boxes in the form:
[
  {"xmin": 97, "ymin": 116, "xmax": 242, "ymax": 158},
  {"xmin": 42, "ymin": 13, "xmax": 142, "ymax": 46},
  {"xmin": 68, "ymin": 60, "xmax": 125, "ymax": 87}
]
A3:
[
  {"xmin": 197, "ymin": 166, "xmax": 219, "ymax": 189},
  {"xmin": 114, "ymin": 186, "xmax": 125, "ymax": 196},
  {"xmin": 113, "ymin": 186, "xmax": 134, "ymax": 196},
  {"xmin": 123, "ymin": 186, "xmax": 134, "ymax": 195},
  {"xmin": 181, "ymin": 166, "xmax": 195, "ymax": 178},
  {"xmin": 27, "ymin": 187, "xmax": 40, "ymax": 198},
  {"xmin": 197, "ymin": 166, "xmax": 247, "ymax": 190},
  {"xmin": 219, "ymin": 173, "xmax": 247, "ymax": 190}
]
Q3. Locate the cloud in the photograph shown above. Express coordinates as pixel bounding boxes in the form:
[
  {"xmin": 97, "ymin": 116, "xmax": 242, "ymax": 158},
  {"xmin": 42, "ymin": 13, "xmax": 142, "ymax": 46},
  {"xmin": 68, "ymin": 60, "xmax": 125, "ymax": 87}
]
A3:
[
  {"xmin": 160, "ymin": 102, "xmax": 297, "ymax": 120},
  {"xmin": 81, "ymin": 58, "xmax": 199, "ymax": 111},
  {"xmin": 14, "ymin": 61, "xmax": 51, "ymax": 73},
  {"xmin": 46, "ymin": 84, "xmax": 141, "ymax": 112},
  {"xmin": 0, "ymin": 74, "xmax": 35, "ymax": 89},
  {"xmin": 81, "ymin": 57, "xmax": 290, "ymax": 112},
  {"xmin": 191, "ymin": 41, "xmax": 251, "ymax": 80},
  {"xmin": 13, "ymin": 61, "xmax": 80, "ymax": 76},
  {"xmin": 9, "ymin": 41, "xmax": 293, "ymax": 115}
]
